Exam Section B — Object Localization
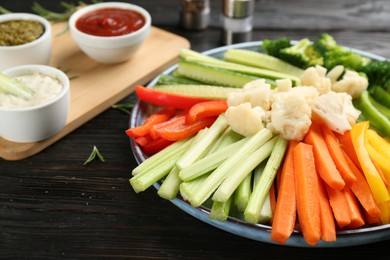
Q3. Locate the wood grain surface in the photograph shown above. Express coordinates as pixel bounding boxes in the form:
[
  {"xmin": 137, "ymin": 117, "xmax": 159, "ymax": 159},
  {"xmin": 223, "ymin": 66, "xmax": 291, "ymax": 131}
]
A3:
[{"xmin": 1, "ymin": 0, "xmax": 390, "ymax": 259}]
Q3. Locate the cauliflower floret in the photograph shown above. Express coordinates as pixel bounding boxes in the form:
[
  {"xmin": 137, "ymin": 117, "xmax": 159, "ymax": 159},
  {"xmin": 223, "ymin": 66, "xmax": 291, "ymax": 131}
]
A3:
[
  {"xmin": 267, "ymin": 92, "xmax": 312, "ymax": 141},
  {"xmin": 227, "ymin": 79, "xmax": 271, "ymax": 110},
  {"xmin": 274, "ymin": 78, "xmax": 293, "ymax": 92},
  {"xmin": 288, "ymin": 86, "xmax": 320, "ymax": 105},
  {"xmin": 225, "ymin": 102, "xmax": 266, "ymax": 137},
  {"xmin": 300, "ymin": 65, "xmax": 332, "ymax": 94},
  {"xmin": 311, "ymin": 91, "xmax": 361, "ymax": 134},
  {"xmin": 326, "ymin": 65, "xmax": 344, "ymax": 84},
  {"xmin": 332, "ymin": 70, "xmax": 368, "ymax": 98}
]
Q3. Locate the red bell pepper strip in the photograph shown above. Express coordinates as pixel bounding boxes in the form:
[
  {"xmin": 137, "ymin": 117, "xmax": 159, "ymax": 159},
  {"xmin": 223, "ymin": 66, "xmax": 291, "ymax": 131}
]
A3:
[
  {"xmin": 126, "ymin": 107, "xmax": 177, "ymax": 138},
  {"xmin": 155, "ymin": 117, "xmax": 217, "ymax": 141},
  {"xmin": 134, "ymin": 135, "xmax": 153, "ymax": 147},
  {"xmin": 186, "ymin": 100, "xmax": 228, "ymax": 124},
  {"xmin": 135, "ymin": 85, "xmax": 212, "ymax": 110},
  {"xmin": 141, "ymin": 137, "xmax": 174, "ymax": 154},
  {"xmin": 149, "ymin": 112, "xmax": 187, "ymax": 139}
]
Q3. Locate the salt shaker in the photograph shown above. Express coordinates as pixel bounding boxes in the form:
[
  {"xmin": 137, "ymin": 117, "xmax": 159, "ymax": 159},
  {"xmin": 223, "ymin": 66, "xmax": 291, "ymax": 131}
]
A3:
[
  {"xmin": 222, "ymin": 0, "xmax": 254, "ymax": 44},
  {"xmin": 180, "ymin": 0, "xmax": 210, "ymax": 30}
]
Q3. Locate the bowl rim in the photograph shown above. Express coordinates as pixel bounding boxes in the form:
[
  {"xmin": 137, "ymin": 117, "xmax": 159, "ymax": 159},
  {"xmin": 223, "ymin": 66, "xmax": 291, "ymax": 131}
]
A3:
[
  {"xmin": 0, "ymin": 65, "xmax": 70, "ymax": 112},
  {"xmin": 68, "ymin": 1, "xmax": 152, "ymax": 41},
  {"xmin": 0, "ymin": 13, "xmax": 51, "ymax": 50}
]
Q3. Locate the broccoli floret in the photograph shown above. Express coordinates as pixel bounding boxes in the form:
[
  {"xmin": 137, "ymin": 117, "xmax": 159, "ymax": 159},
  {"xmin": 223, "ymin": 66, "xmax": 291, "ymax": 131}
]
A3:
[
  {"xmin": 313, "ymin": 33, "xmax": 338, "ymax": 54},
  {"xmin": 262, "ymin": 37, "xmax": 292, "ymax": 58},
  {"xmin": 278, "ymin": 38, "xmax": 323, "ymax": 69},
  {"xmin": 361, "ymin": 60, "xmax": 390, "ymax": 92},
  {"xmin": 323, "ymin": 48, "xmax": 367, "ymax": 71}
]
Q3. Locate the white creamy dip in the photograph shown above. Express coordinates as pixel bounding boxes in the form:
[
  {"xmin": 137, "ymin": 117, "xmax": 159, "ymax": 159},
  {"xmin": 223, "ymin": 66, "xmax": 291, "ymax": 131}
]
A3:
[{"xmin": 0, "ymin": 72, "xmax": 63, "ymax": 108}]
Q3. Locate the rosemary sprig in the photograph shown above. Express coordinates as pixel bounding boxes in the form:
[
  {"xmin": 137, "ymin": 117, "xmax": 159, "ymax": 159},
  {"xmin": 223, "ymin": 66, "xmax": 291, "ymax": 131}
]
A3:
[
  {"xmin": 112, "ymin": 103, "xmax": 135, "ymax": 115},
  {"xmin": 84, "ymin": 145, "xmax": 105, "ymax": 165},
  {"xmin": 0, "ymin": 6, "xmax": 11, "ymax": 14}
]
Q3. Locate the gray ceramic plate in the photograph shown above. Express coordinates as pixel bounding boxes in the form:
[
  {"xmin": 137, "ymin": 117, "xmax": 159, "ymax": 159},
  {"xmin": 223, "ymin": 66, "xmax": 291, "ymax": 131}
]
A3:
[{"xmin": 130, "ymin": 41, "xmax": 390, "ymax": 248}]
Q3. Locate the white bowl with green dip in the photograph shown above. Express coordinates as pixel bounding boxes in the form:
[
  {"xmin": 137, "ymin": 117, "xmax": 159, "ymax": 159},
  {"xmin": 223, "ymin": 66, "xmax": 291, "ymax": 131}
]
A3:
[{"xmin": 0, "ymin": 13, "xmax": 52, "ymax": 71}]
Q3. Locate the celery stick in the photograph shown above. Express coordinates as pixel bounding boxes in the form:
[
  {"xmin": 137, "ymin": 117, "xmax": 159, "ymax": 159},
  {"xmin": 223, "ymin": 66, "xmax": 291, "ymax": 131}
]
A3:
[
  {"xmin": 132, "ymin": 137, "xmax": 193, "ymax": 176},
  {"xmin": 176, "ymin": 115, "xmax": 228, "ymax": 170},
  {"xmin": 180, "ymin": 174, "xmax": 209, "ymax": 201},
  {"xmin": 244, "ymin": 137, "xmax": 288, "ymax": 224},
  {"xmin": 212, "ymin": 136, "xmax": 277, "ymax": 203},
  {"xmin": 188, "ymin": 128, "xmax": 273, "ymax": 208},
  {"xmin": 130, "ymin": 139, "xmax": 193, "ymax": 193},
  {"xmin": 224, "ymin": 49, "xmax": 304, "ymax": 78},
  {"xmin": 157, "ymin": 166, "xmax": 181, "ymax": 200},
  {"xmin": 209, "ymin": 195, "xmax": 233, "ymax": 222},
  {"xmin": 179, "ymin": 133, "xmax": 246, "ymax": 181},
  {"xmin": 252, "ymin": 162, "xmax": 273, "ymax": 223},
  {"xmin": 206, "ymin": 127, "xmax": 242, "ymax": 155},
  {"xmin": 259, "ymin": 193, "xmax": 272, "ymax": 224},
  {"xmin": 0, "ymin": 72, "xmax": 35, "ymax": 99},
  {"xmin": 180, "ymin": 48, "xmax": 219, "ymax": 63},
  {"xmin": 234, "ymin": 171, "xmax": 252, "ymax": 212}
]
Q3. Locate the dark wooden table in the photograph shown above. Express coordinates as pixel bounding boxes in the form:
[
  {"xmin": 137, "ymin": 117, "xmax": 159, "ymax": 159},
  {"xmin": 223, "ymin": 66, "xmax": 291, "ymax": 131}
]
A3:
[{"xmin": 1, "ymin": 0, "xmax": 390, "ymax": 259}]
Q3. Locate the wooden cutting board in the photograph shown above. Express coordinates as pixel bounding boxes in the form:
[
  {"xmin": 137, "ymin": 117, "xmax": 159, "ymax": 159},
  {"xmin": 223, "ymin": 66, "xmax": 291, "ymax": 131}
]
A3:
[{"xmin": 0, "ymin": 22, "xmax": 190, "ymax": 161}]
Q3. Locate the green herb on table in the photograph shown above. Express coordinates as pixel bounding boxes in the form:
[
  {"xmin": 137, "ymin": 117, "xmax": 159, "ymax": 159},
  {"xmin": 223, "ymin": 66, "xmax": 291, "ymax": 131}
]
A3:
[
  {"xmin": 0, "ymin": 6, "xmax": 11, "ymax": 14},
  {"xmin": 112, "ymin": 103, "xmax": 135, "ymax": 115},
  {"xmin": 84, "ymin": 146, "xmax": 105, "ymax": 165}
]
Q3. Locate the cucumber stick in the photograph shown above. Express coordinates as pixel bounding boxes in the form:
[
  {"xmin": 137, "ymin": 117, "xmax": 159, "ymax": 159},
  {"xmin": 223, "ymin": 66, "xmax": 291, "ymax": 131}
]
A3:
[
  {"xmin": 153, "ymin": 84, "xmax": 239, "ymax": 100},
  {"xmin": 177, "ymin": 60, "xmax": 262, "ymax": 88},
  {"xmin": 0, "ymin": 72, "xmax": 35, "ymax": 99},
  {"xmin": 180, "ymin": 48, "xmax": 300, "ymax": 85},
  {"xmin": 224, "ymin": 49, "xmax": 304, "ymax": 78}
]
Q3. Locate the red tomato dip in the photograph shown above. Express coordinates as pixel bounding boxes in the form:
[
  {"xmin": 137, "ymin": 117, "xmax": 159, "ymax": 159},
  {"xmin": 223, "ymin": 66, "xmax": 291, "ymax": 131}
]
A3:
[{"xmin": 75, "ymin": 8, "xmax": 145, "ymax": 37}]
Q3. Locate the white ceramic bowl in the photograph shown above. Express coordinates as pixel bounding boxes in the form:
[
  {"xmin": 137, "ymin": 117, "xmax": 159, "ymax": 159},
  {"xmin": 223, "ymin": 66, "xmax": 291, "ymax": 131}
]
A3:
[
  {"xmin": 0, "ymin": 13, "xmax": 52, "ymax": 71},
  {"xmin": 0, "ymin": 65, "xmax": 70, "ymax": 143},
  {"xmin": 68, "ymin": 2, "xmax": 151, "ymax": 64}
]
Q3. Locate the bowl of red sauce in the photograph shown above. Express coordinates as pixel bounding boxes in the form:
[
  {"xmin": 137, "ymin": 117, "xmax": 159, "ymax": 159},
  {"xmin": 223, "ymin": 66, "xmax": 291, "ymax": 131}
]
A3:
[{"xmin": 69, "ymin": 2, "xmax": 151, "ymax": 64}]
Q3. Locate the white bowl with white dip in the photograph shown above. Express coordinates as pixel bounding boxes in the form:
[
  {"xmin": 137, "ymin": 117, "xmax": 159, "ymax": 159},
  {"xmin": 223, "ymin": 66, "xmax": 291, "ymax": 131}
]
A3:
[{"xmin": 0, "ymin": 65, "xmax": 70, "ymax": 143}]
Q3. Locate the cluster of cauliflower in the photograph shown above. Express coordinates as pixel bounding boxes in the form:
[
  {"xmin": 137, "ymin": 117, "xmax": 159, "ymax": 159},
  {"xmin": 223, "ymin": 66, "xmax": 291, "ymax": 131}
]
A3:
[{"xmin": 225, "ymin": 65, "xmax": 368, "ymax": 141}]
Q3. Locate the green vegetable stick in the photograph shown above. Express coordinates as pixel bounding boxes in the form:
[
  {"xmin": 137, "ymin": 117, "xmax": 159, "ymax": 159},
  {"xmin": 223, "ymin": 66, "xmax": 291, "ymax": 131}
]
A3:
[
  {"xmin": 176, "ymin": 114, "xmax": 228, "ymax": 170},
  {"xmin": 0, "ymin": 72, "xmax": 35, "ymax": 99},
  {"xmin": 212, "ymin": 136, "xmax": 277, "ymax": 203},
  {"xmin": 244, "ymin": 137, "xmax": 288, "ymax": 224},
  {"xmin": 157, "ymin": 166, "xmax": 181, "ymax": 200},
  {"xmin": 209, "ymin": 195, "xmax": 233, "ymax": 222},
  {"xmin": 188, "ymin": 128, "xmax": 273, "ymax": 208},
  {"xmin": 234, "ymin": 171, "xmax": 252, "ymax": 212}
]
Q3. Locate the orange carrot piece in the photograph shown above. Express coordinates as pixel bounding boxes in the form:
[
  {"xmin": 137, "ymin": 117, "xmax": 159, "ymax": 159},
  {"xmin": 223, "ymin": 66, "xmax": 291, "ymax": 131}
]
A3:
[
  {"xmin": 344, "ymin": 189, "xmax": 365, "ymax": 229},
  {"xmin": 317, "ymin": 177, "xmax": 337, "ymax": 242},
  {"xmin": 364, "ymin": 209, "xmax": 382, "ymax": 225},
  {"xmin": 321, "ymin": 126, "xmax": 357, "ymax": 188},
  {"xmin": 342, "ymin": 150, "xmax": 381, "ymax": 219},
  {"xmin": 293, "ymin": 142, "xmax": 321, "ymax": 246},
  {"xmin": 326, "ymin": 184, "xmax": 351, "ymax": 229},
  {"xmin": 335, "ymin": 130, "xmax": 361, "ymax": 171},
  {"xmin": 270, "ymin": 141, "xmax": 298, "ymax": 244},
  {"xmin": 304, "ymin": 122, "xmax": 345, "ymax": 191}
]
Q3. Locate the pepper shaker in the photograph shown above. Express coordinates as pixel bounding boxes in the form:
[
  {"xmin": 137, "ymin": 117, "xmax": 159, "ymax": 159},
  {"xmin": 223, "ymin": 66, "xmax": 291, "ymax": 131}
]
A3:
[
  {"xmin": 180, "ymin": 0, "xmax": 210, "ymax": 30},
  {"xmin": 222, "ymin": 0, "xmax": 254, "ymax": 44}
]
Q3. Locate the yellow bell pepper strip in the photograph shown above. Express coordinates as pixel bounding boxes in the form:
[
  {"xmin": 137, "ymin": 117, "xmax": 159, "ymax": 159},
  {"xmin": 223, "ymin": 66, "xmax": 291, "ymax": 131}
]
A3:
[
  {"xmin": 367, "ymin": 129, "xmax": 390, "ymax": 162},
  {"xmin": 350, "ymin": 121, "xmax": 390, "ymax": 205},
  {"xmin": 366, "ymin": 141, "xmax": 390, "ymax": 182}
]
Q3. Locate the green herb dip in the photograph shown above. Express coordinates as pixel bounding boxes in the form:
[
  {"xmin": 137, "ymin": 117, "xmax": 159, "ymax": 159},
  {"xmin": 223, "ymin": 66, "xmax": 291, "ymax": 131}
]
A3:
[{"xmin": 0, "ymin": 20, "xmax": 45, "ymax": 46}]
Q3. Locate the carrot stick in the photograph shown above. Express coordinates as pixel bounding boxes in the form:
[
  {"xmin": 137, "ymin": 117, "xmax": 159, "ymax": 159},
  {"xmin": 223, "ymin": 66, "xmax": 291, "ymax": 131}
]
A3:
[
  {"xmin": 270, "ymin": 141, "xmax": 298, "ymax": 244},
  {"xmin": 335, "ymin": 130, "xmax": 361, "ymax": 171},
  {"xmin": 317, "ymin": 177, "xmax": 337, "ymax": 242},
  {"xmin": 325, "ymin": 184, "xmax": 351, "ymax": 229},
  {"xmin": 293, "ymin": 142, "xmax": 321, "ymax": 246},
  {"xmin": 364, "ymin": 209, "xmax": 382, "ymax": 225},
  {"xmin": 321, "ymin": 126, "xmax": 357, "ymax": 188},
  {"xmin": 304, "ymin": 122, "xmax": 345, "ymax": 191},
  {"xmin": 344, "ymin": 189, "xmax": 365, "ymax": 229},
  {"xmin": 342, "ymin": 150, "xmax": 381, "ymax": 219}
]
